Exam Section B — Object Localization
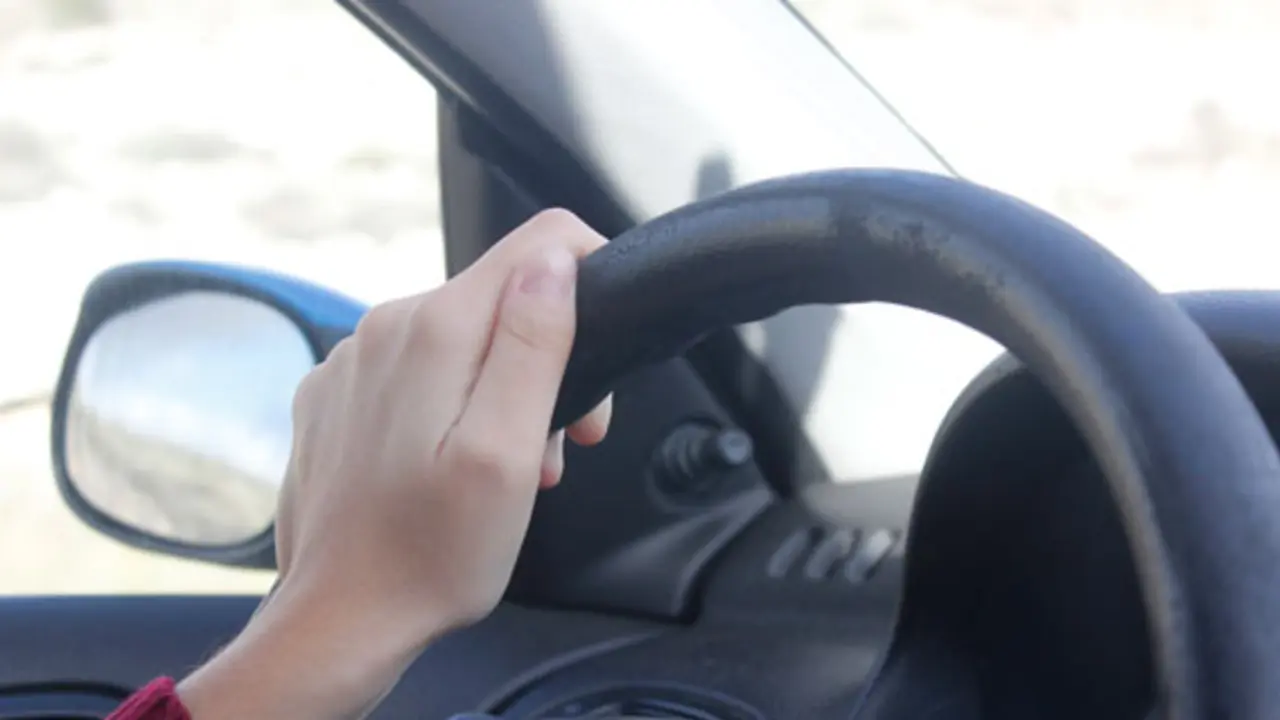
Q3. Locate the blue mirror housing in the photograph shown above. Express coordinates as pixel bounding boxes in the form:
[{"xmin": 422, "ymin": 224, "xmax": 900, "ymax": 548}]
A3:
[{"xmin": 50, "ymin": 260, "xmax": 367, "ymax": 570}]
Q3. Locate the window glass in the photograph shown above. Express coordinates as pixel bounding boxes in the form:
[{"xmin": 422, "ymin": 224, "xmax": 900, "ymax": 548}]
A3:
[
  {"xmin": 0, "ymin": 0, "xmax": 441, "ymax": 594},
  {"xmin": 787, "ymin": 0, "xmax": 1280, "ymax": 482}
]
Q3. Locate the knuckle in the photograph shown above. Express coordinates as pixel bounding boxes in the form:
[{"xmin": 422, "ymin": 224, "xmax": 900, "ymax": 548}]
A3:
[
  {"xmin": 291, "ymin": 359, "xmax": 333, "ymax": 420},
  {"xmin": 499, "ymin": 302, "xmax": 572, "ymax": 353},
  {"xmin": 291, "ymin": 371, "xmax": 316, "ymax": 417},
  {"xmin": 528, "ymin": 207, "xmax": 583, "ymax": 231},
  {"xmin": 477, "ymin": 209, "xmax": 604, "ymax": 280},
  {"xmin": 355, "ymin": 302, "xmax": 401, "ymax": 347},
  {"xmin": 408, "ymin": 290, "xmax": 470, "ymax": 349},
  {"xmin": 515, "ymin": 208, "xmax": 605, "ymax": 254},
  {"xmin": 355, "ymin": 297, "xmax": 424, "ymax": 365},
  {"xmin": 542, "ymin": 209, "xmax": 606, "ymax": 247},
  {"xmin": 317, "ymin": 335, "xmax": 355, "ymax": 371},
  {"xmin": 449, "ymin": 434, "xmax": 525, "ymax": 488}
]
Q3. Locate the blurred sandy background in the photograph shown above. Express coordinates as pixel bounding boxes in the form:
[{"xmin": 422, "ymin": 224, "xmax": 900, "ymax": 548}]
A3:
[{"xmin": 1, "ymin": 0, "xmax": 1277, "ymax": 594}]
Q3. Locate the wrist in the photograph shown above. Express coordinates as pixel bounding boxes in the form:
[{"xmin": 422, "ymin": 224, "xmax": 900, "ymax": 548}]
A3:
[{"xmin": 178, "ymin": 578, "xmax": 449, "ymax": 719}]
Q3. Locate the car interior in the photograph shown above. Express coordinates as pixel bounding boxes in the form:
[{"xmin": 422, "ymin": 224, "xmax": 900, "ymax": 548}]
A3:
[{"xmin": 4, "ymin": 2, "xmax": 1280, "ymax": 719}]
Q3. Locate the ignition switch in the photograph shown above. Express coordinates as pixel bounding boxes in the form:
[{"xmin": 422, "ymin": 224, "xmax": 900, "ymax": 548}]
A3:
[{"xmin": 652, "ymin": 421, "xmax": 754, "ymax": 499}]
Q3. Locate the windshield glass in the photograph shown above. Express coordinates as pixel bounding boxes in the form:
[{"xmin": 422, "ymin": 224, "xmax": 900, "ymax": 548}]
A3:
[{"xmin": 786, "ymin": 0, "xmax": 1280, "ymax": 482}]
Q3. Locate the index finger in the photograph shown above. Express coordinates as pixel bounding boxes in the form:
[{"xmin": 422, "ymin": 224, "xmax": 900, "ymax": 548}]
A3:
[
  {"xmin": 453, "ymin": 208, "xmax": 608, "ymax": 296},
  {"xmin": 456, "ymin": 208, "xmax": 612, "ymax": 441}
]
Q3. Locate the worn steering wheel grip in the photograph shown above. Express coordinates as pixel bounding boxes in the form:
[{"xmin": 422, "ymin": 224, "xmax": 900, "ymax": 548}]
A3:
[{"xmin": 551, "ymin": 169, "xmax": 1280, "ymax": 719}]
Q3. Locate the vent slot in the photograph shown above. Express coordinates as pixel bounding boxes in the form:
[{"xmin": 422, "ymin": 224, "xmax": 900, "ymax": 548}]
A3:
[{"xmin": 767, "ymin": 526, "xmax": 898, "ymax": 584}]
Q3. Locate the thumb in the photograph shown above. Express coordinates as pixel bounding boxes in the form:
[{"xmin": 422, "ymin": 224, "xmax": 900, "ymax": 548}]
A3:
[{"xmin": 451, "ymin": 245, "xmax": 578, "ymax": 465}]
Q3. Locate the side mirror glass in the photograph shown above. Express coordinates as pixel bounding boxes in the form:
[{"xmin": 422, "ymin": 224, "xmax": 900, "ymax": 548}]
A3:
[
  {"xmin": 52, "ymin": 262, "xmax": 365, "ymax": 568},
  {"xmin": 66, "ymin": 291, "xmax": 311, "ymax": 547}
]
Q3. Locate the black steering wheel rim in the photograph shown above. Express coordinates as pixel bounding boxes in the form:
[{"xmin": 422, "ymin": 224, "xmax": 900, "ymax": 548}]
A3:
[{"xmin": 550, "ymin": 169, "xmax": 1280, "ymax": 719}]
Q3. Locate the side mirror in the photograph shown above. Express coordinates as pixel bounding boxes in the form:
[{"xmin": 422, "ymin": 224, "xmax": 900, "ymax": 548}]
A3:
[{"xmin": 51, "ymin": 261, "xmax": 366, "ymax": 569}]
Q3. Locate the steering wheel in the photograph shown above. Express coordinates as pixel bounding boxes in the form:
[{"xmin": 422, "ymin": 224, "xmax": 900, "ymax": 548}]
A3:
[{"xmin": 547, "ymin": 170, "xmax": 1280, "ymax": 719}]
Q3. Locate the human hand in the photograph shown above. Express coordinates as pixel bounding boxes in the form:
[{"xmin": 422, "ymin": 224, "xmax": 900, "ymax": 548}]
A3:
[
  {"xmin": 274, "ymin": 207, "xmax": 611, "ymax": 629},
  {"xmin": 178, "ymin": 209, "xmax": 611, "ymax": 720}
]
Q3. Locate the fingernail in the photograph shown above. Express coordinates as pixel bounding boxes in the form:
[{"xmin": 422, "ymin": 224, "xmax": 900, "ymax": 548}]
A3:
[{"xmin": 519, "ymin": 246, "xmax": 577, "ymax": 298}]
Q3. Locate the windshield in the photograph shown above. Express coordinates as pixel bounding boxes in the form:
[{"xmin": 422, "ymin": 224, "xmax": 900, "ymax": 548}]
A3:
[
  {"xmin": 365, "ymin": 0, "xmax": 971, "ymax": 483},
  {"xmin": 783, "ymin": 1, "xmax": 1280, "ymax": 482},
  {"xmin": 368, "ymin": 0, "xmax": 1269, "ymax": 484}
]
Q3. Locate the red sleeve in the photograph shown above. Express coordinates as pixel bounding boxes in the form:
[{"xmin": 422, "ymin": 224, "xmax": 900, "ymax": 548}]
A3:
[{"xmin": 106, "ymin": 677, "xmax": 192, "ymax": 720}]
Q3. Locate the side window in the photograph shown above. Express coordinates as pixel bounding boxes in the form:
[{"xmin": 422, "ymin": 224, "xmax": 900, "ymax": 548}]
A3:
[{"xmin": 0, "ymin": 1, "xmax": 441, "ymax": 593}]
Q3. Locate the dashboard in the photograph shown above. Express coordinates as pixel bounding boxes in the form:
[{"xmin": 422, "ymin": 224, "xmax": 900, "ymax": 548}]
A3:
[
  {"xmin": 345, "ymin": 290, "xmax": 1280, "ymax": 719},
  {"xmin": 5, "ymin": 292, "xmax": 1274, "ymax": 718}
]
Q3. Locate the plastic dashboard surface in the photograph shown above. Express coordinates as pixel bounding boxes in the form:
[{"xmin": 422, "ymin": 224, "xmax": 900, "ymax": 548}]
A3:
[
  {"xmin": 6, "ymin": 292, "xmax": 1280, "ymax": 719},
  {"xmin": 384, "ymin": 489, "xmax": 909, "ymax": 719},
  {"xmin": 486, "ymin": 291, "xmax": 1280, "ymax": 720},
  {"xmin": 0, "ymin": 550, "xmax": 902, "ymax": 719}
]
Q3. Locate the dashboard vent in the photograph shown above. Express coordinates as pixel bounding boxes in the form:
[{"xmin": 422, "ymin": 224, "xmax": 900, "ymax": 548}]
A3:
[{"xmin": 766, "ymin": 526, "xmax": 899, "ymax": 584}]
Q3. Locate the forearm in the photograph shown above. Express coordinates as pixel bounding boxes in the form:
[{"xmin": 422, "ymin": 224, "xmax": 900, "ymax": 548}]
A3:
[{"xmin": 176, "ymin": 582, "xmax": 444, "ymax": 720}]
